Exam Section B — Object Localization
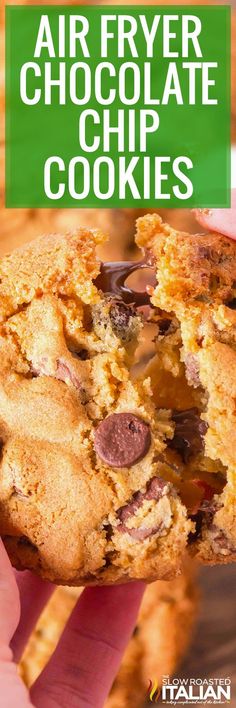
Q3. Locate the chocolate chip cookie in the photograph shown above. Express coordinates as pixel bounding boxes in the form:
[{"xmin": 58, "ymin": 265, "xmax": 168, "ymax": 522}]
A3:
[
  {"xmin": 0, "ymin": 228, "xmax": 191, "ymax": 584},
  {"xmin": 136, "ymin": 213, "xmax": 236, "ymax": 564}
]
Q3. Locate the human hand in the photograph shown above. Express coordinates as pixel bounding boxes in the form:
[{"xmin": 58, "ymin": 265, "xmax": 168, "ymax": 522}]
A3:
[
  {"xmin": 194, "ymin": 189, "xmax": 236, "ymax": 239},
  {"xmin": 0, "ymin": 539, "xmax": 144, "ymax": 707}
]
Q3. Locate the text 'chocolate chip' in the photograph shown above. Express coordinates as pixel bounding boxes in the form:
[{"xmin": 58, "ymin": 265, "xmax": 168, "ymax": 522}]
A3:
[{"xmin": 94, "ymin": 413, "xmax": 151, "ymax": 468}]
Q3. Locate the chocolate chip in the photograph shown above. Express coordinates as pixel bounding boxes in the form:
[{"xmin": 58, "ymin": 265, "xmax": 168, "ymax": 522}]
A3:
[
  {"xmin": 124, "ymin": 523, "xmax": 163, "ymax": 541},
  {"xmin": 92, "ymin": 296, "xmax": 140, "ymax": 345},
  {"xmin": 104, "ymin": 523, "xmax": 113, "ymax": 541},
  {"xmin": 188, "ymin": 498, "xmax": 219, "ymax": 545},
  {"xmin": 94, "ymin": 413, "xmax": 151, "ymax": 468},
  {"xmin": 188, "ymin": 493, "xmax": 235, "ymax": 554},
  {"xmin": 169, "ymin": 408, "xmax": 207, "ymax": 463},
  {"xmin": 157, "ymin": 318, "xmax": 174, "ymax": 336},
  {"xmin": 109, "ymin": 299, "xmax": 137, "ymax": 341},
  {"xmin": 73, "ymin": 348, "xmax": 89, "ymax": 360},
  {"xmin": 116, "ymin": 476, "xmax": 168, "ymax": 540},
  {"xmin": 226, "ymin": 298, "xmax": 236, "ymax": 310},
  {"xmin": 188, "ymin": 512, "xmax": 203, "ymax": 544},
  {"xmin": 118, "ymin": 476, "xmax": 167, "ymax": 523}
]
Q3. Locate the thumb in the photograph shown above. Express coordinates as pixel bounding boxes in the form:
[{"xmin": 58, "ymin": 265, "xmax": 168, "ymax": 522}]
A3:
[
  {"xmin": 0, "ymin": 539, "xmax": 34, "ymax": 707},
  {"xmin": 193, "ymin": 189, "xmax": 236, "ymax": 240},
  {"xmin": 0, "ymin": 538, "xmax": 20, "ymax": 645}
]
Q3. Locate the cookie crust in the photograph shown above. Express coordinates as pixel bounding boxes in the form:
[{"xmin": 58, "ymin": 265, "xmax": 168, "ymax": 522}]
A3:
[{"xmin": 136, "ymin": 213, "xmax": 236, "ymax": 565}]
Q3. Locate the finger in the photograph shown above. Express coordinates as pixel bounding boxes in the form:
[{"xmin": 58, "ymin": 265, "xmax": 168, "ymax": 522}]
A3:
[
  {"xmin": 0, "ymin": 540, "xmax": 34, "ymax": 707},
  {"xmin": 193, "ymin": 189, "xmax": 236, "ymax": 240},
  {"xmin": 0, "ymin": 659, "xmax": 34, "ymax": 708},
  {"xmin": 11, "ymin": 571, "xmax": 54, "ymax": 662},
  {"xmin": 31, "ymin": 582, "xmax": 145, "ymax": 708},
  {"xmin": 0, "ymin": 539, "xmax": 20, "ymax": 646}
]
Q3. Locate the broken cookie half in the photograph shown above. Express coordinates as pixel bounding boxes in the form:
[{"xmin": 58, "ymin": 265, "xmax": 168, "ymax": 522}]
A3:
[
  {"xmin": 0, "ymin": 228, "xmax": 191, "ymax": 585},
  {"xmin": 136, "ymin": 213, "xmax": 236, "ymax": 565}
]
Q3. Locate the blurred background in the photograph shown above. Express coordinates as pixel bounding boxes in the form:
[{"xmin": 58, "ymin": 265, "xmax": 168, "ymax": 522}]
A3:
[{"xmin": 1, "ymin": 0, "xmax": 236, "ymax": 705}]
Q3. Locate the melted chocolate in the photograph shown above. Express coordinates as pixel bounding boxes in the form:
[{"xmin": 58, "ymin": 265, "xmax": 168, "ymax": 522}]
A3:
[
  {"xmin": 169, "ymin": 408, "xmax": 208, "ymax": 463},
  {"xmin": 95, "ymin": 258, "xmax": 155, "ymax": 306}
]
